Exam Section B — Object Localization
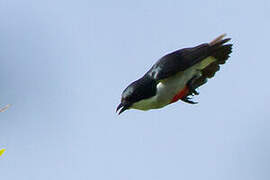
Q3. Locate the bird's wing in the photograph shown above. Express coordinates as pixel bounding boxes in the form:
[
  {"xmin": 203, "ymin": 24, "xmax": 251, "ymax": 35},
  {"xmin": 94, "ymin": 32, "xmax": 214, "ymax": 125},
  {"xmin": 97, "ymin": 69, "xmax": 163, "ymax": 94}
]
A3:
[
  {"xmin": 186, "ymin": 34, "xmax": 232, "ymax": 90},
  {"xmin": 191, "ymin": 43, "xmax": 232, "ymax": 90},
  {"xmin": 146, "ymin": 35, "xmax": 231, "ymax": 82},
  {"xmin": 146, "ymin": 43, "xmax": 210, "ymax": 81}
]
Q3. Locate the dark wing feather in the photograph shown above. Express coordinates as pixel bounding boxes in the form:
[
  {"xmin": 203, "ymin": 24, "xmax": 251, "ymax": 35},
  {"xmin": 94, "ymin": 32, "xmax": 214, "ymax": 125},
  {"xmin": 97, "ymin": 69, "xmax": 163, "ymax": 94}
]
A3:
[
  {"xmin": 146, "ymin": 43, "xmax": 211, "ymax": 81},
  {"xmin": 191, "ymin": 43, "xmax": 233, "ymax": 89}
]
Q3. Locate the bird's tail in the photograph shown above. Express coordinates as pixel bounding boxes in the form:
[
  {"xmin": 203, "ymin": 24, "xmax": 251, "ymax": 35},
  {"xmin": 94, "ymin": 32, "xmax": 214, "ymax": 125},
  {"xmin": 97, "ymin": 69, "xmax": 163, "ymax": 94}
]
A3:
[
  {"xmin": 209, "ymin": 33, "xmax": 227, "ymax": 46},
  {"xmin": 192, "ymin": 34, "xmax": 233, "ymax": 88},
  {"xmin": 209, "ymin": 34, "xmax": 232, "ymax": 65}
]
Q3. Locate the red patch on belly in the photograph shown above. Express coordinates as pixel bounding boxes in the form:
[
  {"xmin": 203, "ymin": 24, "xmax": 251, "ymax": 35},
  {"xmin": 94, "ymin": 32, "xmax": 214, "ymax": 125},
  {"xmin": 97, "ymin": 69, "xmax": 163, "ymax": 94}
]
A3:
[{"xmin": 170, "ymin": 86, "xmax": 189, "ymax": 104}]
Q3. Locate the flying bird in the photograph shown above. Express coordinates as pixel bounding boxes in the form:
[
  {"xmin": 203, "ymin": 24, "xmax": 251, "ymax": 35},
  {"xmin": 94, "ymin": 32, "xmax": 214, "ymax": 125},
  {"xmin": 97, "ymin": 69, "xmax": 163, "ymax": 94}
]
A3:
[{"xmin": 117, "ymin": 34, "xmax": 232, "ymax": 114}]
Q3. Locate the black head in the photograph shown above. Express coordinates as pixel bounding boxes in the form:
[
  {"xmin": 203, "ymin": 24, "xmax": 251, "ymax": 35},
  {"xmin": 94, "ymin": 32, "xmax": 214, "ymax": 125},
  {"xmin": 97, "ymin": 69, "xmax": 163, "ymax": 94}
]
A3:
[{"xmin": 116, "ymin": 76, "xmax": 157, "ymax": 115}]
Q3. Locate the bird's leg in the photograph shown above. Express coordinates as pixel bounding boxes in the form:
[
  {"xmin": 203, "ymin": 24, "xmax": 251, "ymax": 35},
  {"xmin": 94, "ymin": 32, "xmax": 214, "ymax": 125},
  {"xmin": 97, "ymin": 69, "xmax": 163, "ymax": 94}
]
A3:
[
  {"xmin": 180, "ymin": 73, "xmax": 201, "ymax": 104},
  {"xmin": 181, "ymin": 96, "xmax": 198, "ymax": 104},
  {"xmin": 186, "ymin": 75, "xmax": 200, "ymax": 96},
  {"xmin": 180, "ymin": 71, "xmax": 202, "ymax": 104}
]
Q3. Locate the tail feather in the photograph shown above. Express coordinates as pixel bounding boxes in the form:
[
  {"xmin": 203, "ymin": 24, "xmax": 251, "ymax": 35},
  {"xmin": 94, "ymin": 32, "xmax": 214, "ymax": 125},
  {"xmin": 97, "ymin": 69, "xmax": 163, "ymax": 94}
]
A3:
[
  {"xmin": 193, "ymin": 34, "xmax": 233, "ymax": 88},
  {"xmin": 209, "ymin": 33, "xmax": 227, "ymax": 46},
  {"xmin": 181, "ymin": 34, "xmax": 233, "ymax": 104}
]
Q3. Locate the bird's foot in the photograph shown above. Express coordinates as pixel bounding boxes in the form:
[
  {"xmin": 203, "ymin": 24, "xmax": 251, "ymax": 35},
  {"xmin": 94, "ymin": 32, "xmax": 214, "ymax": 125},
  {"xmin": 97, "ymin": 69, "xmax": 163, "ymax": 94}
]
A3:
[
  {"xmin": 181, "ymin": 96, "xmax": 198, "ymax": 104},
  {"xmin": 181, "ymin": 75, "xmax": 201, "ymax": 104},
  {"xmin": 190, "ymin": 88, "xmax": 199, "ymax": 96},
  {"xmin": 187, "ymin": 76, "xmax": 200, "ymax": 96}
]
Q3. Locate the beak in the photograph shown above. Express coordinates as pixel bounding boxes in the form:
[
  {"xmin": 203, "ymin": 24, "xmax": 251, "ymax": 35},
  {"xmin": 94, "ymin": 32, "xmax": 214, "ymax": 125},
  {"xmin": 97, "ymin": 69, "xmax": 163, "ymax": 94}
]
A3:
[{"xmin": 116, "ymin": 103, "xmax": 129, "ymax": 115}]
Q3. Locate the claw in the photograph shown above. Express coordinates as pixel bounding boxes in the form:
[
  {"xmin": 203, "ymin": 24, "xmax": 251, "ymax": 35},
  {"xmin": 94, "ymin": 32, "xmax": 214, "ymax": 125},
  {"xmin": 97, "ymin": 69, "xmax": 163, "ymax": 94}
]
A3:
[
  {"xmin": 181, "ymin": 96, "xmax": 198, "ymax": 104},
  {"xmin": 187, "ymin": 75, "xmax": 200, "ymax": 96},
  {"xmin": 191, "ymin": 89, "xmax": 199, "ymax": 95},
  {"xmin": 181, "ymin": 74, "xmax": 201, "ymax": 104}
]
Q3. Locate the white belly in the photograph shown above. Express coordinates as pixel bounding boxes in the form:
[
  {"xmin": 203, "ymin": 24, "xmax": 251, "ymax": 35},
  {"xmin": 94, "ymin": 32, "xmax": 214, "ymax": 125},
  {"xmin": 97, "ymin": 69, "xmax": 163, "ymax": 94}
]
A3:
[{"xmin": 131, "ymin": 57, "xmax": 216, "ymax": 110}]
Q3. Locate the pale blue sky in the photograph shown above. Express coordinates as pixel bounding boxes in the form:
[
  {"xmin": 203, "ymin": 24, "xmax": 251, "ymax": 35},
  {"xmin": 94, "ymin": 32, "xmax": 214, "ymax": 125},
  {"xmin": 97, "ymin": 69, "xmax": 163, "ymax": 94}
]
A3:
[{"xmin": 0, "ymin": 0, "xmax": 270, "ymax": 179}]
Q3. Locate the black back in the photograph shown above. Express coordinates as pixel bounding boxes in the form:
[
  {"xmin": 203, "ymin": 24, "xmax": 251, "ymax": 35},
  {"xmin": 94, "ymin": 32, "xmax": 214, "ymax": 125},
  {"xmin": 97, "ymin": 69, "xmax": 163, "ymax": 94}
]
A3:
[{"xmin": 146, "ymin": 43, "xmax": 210, "ymax": 80}]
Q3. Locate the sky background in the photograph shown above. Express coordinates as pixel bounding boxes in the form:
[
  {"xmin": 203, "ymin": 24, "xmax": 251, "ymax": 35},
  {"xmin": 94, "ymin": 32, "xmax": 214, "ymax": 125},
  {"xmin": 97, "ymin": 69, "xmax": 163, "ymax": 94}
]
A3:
[{"xmin": 0, "ymin": 0, "xmax": 270, "ymax": 179}]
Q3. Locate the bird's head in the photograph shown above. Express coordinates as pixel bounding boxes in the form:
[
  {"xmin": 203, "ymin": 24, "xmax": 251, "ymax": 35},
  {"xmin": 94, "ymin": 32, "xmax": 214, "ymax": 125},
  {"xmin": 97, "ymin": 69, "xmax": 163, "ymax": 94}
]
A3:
[{"xmin": 116, "ymin": 76, "xmax": 156, "ymax": 115}]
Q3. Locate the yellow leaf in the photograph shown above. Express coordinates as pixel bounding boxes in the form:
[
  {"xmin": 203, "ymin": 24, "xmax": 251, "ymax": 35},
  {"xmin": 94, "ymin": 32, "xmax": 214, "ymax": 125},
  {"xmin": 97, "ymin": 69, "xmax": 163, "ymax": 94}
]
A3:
[{"xmin": 0, "ymin": 148, "xmax": 6, "ymax": 156}]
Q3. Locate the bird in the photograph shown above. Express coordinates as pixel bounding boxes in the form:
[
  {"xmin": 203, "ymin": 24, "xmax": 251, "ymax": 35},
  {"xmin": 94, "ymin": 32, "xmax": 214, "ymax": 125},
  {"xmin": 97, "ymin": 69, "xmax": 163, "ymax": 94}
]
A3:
[{"xmin": 116, "ymin": 34, "xmax": 233, "ymax": 115}]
